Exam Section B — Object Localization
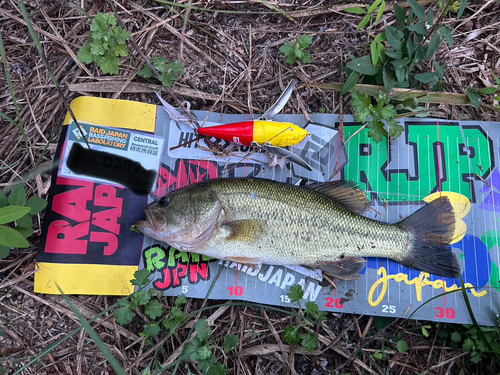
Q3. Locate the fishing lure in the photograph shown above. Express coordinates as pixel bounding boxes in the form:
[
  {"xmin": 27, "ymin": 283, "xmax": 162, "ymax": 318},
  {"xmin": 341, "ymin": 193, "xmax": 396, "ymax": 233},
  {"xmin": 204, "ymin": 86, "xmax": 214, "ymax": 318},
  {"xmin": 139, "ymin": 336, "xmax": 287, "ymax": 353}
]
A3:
[{"xmin": 157, "ymin": 79, "xmax": 312, "ymax": 170}]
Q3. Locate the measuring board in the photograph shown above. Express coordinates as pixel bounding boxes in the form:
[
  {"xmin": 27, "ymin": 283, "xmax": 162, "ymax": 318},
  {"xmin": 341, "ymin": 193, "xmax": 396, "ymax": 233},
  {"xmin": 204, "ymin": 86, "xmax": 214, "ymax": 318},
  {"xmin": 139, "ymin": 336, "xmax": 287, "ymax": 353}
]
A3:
[{"xmin": 35, "ymin": 96, "xmax": 500, "ymax": 326}]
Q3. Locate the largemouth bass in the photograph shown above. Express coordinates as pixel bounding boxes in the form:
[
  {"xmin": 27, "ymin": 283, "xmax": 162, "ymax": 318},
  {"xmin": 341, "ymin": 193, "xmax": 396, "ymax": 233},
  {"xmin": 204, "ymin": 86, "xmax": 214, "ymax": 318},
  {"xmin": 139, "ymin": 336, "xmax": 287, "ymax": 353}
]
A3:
[{"xmin": 135, "ymin": 178, "xmax": 460, "ymax": 279}]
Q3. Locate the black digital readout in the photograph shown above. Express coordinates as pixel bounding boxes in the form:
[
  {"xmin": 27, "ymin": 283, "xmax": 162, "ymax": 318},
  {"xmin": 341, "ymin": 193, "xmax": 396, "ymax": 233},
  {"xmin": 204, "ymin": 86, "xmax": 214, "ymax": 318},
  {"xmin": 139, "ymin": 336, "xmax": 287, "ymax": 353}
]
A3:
[{"xmin": 66, "ymin": 143, "xmax": 157, "ymax": 195}]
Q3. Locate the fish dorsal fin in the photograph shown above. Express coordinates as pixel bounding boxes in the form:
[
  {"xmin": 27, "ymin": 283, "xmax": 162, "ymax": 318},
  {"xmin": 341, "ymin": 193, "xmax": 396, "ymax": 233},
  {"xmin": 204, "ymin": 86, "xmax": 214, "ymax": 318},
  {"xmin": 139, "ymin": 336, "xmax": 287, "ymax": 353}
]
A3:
[
  {"xmin": 307, "ymin": 181, "xmax": 368, "ymax": 213},
  {"xmin": 221, "ymin": 219, "xmax": 265, "ymax": 243}
]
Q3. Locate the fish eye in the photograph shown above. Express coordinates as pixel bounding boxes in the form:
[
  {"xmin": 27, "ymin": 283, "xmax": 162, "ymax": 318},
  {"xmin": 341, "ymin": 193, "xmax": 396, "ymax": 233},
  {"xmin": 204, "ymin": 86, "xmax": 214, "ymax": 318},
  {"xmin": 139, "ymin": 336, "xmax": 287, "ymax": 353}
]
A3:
[{"xmin": 158, "ymin": 196, "xmax": 171, "ymax": 207}]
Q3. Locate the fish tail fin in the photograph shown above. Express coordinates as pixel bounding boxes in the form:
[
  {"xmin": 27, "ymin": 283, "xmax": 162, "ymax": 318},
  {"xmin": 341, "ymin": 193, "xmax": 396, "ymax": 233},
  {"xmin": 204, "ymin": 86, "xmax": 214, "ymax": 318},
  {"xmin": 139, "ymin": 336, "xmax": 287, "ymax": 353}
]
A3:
[{"xmin": 397, "ymin": 196, "xmax": 461, "ymax": 278}]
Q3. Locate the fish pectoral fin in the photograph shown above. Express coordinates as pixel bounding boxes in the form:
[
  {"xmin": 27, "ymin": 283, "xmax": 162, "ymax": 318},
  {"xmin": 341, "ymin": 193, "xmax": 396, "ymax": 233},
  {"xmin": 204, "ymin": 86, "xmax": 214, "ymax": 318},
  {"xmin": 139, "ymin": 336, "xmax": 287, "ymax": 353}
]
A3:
[
  {"xmin": 312, "ymin": 256, "xmax": 367, "ymax": 280},
  {"xmin": 221, "ymin": 220, "xmax": 265, "ymax": 243},
  {"xmin": 307, "ymin": 181, "xmax": 368, "ymax": 213},
  {"xmin": 225, "ymin": 257, "xmax": 262, "ymax": 269}
]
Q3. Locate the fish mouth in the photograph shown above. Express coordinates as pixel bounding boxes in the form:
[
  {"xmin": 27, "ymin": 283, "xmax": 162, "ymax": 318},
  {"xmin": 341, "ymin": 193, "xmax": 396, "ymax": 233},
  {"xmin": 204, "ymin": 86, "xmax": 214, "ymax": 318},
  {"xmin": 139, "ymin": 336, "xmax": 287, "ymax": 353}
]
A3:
[{"xmin": 135, "ymin": 208, "xmax": 160, "ymax": 234}]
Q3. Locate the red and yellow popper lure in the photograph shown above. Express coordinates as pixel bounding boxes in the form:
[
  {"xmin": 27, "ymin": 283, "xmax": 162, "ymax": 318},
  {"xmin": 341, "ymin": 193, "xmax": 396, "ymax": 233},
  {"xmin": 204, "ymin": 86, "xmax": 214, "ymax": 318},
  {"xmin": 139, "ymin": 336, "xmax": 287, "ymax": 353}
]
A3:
[
  {"xmin": 158, "ymin": 79, "xmax": 313, "ymax": 170},
  {"xmin": 197, "ymin": 120, "xmax": 310, "ymax": 148}
]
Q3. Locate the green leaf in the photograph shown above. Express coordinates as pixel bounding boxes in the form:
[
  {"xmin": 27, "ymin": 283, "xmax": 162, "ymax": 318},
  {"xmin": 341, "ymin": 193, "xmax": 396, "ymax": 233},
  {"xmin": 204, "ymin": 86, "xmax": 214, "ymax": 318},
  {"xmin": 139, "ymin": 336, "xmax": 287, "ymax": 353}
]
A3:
[
  {"xmin": 391, "ymin": 58, "xmax": 411, "ymax": 69},
  {"xmin": 113, "ymin": 28, "xmax": 131, "ymax": 45},
  {"xmin": 387, "ymin": 119, "xmax": 404, "ymax": 138},
  {"xmin": 170, "ymin": 306, "xmax": 187, "ymax": 322},
  {"xmin": 78, "ymin": 43, "xmax": 95, "ymax": 64},
  {"xmin": 451, "ymin": 331, "xmax": 462, "ymax": 343},
  {"xmin": 385, "ymin": 48, "xmax": 402, "ymax": 60},
  {"xmin": 421, "ymin": 326, "xmax": 430, "ymax": 337},
  {"xmin": 397, "ymin": 340, "xmax": 408, "ymax": 353},
  {"xmin": 375, "ymin": 0, "xmax": 386, "ymax": 23},
  {"xmin": 0, "ymin": 206, "xmax": 31, "ymax": 224},
  {"xmin": 395, "ymin": 67, "xmax": 406, "ymax": 82},
  {"xmin": 345, "ymin": 7, "xmax": 366, "ymax": 14},
  {"xmin": 305, "ymin": 301, "xmax": 319, "ymax": 318},
  {"xmin": 15, "ymin": 214, "xmax": 33, "ymax": 228},
  {"xmin": 133, "ymin": 290, "xmax": 151, "ymax": 305},
  {"xmin": 367, "ymin": 120, "xmax": 387, "ymax": 143},
  {"xmin": 131, "ymin": 268, "xmax": 152, "ymax": 287},
  {"xmin": 357, "ymin": 14, "xmax": 371, "ymax": 31},
  {"xmin": 151, "ymin": 56, "xmax": 169, "ymax": 71},
  {"xmin": 492, "ymin": 72, "xmax": 500, "ymax": 86},
  {"xmin": 408, "ymin": 0, "xmax": 425, "ymax": 21},
  {"xmin": 407, "ymin": 9, "xmax": 414, "ymax": 26},
  {"xmin": 0, "ymin": 244, "xmax": 9, "ymax": 258},
  {"xmin": 114, "ymin": 303, "xmax": 134, "ymax": 325},
  {"xmin": 414, "ymin": 45, "xmax": 425, "ymax": 63},
  {"xmin": 288, "ymin": 284, "xmax": 304, "ymax": 303},
  {"xmin": 385, "ymin": 26, "xmax": 402, "ymax": 50},
  {"xmin": 470, "ymin": 351, "xmax": 482, "ymax": 364},
  {"xmin": 301, "ymin": 51, "xmax": 312, "ymax": 64},
  {"xmin": 91, "ymin": 13, "xmax": 109, "ymax": 33},
  {"xmin": 350, "ymin": 90, "xmax": 372, "ymax": 123},
  {"xmin": 463, "ymin": 337, "xmax": 475, "ymax": 351},
  {"xmin": 394, "ymin": 4, "xmax": 406, "ymax": 24},
  {"xmin": 374, "ymin": 33, "xmax": 387, "ymax": 43},
  {"xmin": 8, "ymin": 185, "xmax": 26, "ymax": 206},
  {"xmin": 467, "ymin": 89, "xmax": 480, "ymax": 107},
  {"xmin": 367, "ymin": 0, "xmax": 382, "ymax": 14},
  {"xmin": 112, "ymin": 44, "xmax": 129, "ymax": 57},
  {"xmin": 279, "ymin": 42, "xmax": 295, "ymax": 57},
  {"xmin": 297, "ymin": 35, "xmax": 313, "ymax": 49},
  {"xmin": 316, "ymin": 310, "xmax": 328, "ymax": 321},
  {"xmin": 434, "ymin": 61, "xmax": 446, "ymax": 78},
  {"xmin": 286, "ymin": 54, "xmax": 297, "ymax": 65},
  {"xmin": 284, "ymin": 326, "xmax": 300, "ymax": 344},
  {"xmin": 425, "ymin": 33, "xmax": 442, "ymax": 59},
  {"xmin": 415, "ymin": 72, "xmax": 439, "ymax": 84},
  {"xmin": 457, "ymin": 0, "xmax": 467, "ymax": 20},
  {"xmin": 377, "ymin": 41, "xmax": 386, "ymax": 63},
  {"xmin": 195, "ymin": 319, "xmax": 212, "ymax": 342},
  {"xmin": 428, "ymin": 6, "xmax": 434, "ymax": 25},
  {"xmin": 0, "ymin": 191, "xmax": 7, "ymax": 208},
  {"xmin": 223, "ymin": 334, "xmax": 239, "ymax": 353},
  {"xmin": 295, "ymin": 48, "xmax": 304, "ymax": 61},
  {"xmin": 137, "ymin": 66, "xmax": 155, "ymax": 79},
  {"xmin": 25, "ymin": 197, "xmax": 47, "ymax": 214},
  {"xmin": 479, "ymin": 87, "xmax": 497, "ymax": 95},
  {"xmin": 382, "ymin": 68, "xmax": 395, "ymax": 91},
  {"xmin": 175, "ymin": 294, "xmax": 188, "ymax": 306},
  {"xmin": 371, "ymin": 42, "xmax": 379, "ymax": 65},
  {"xmin": 340, "ymin": 71, "xmax": 360, "ymax": 96},
  {"xmin": 142, "ymin": 322, "xmax": 161, "ymax": 337},
  {"xmin": 15, "ymin": 226, "xmax": 34, "ymax": 239},
  {"xmin": 144, "ymin": 300, "xmax": 165, "ymax": 319},
  {"xmin": 346, "ymin": 55, "xmax": 381, "ymax": 76},
  {"xmin": 168, "ymin": 60, "xmax": 184, "ymax": 77},
  {"xmin": 379, "ymin": 104, "xmax": 397, "ymax": 120},
  {"xmin": 194, "ymin": 344, "xmax": 212, "ymax": 361},
  {"xmin": 406, "ymin": 37, "xmax": 417, "ymax": 58},
  {"xmin": 300, "ymin": 332, "xmax": 318, "ymax": 351},
  {"xmin": 0, "ymin": 225, "xmax": 30, "ymax": 247},
  {"xmin": 408, "ymin": 21, "xmax": 427, "ymax": 36},
  {"xmin": 439, "ymin": 26, "xmax": 453, "ymax": 45},
  {"xmin": 90, "ymin": 39, "xmax": 107, "ymax": 56},
  {"xmin": 96, "ymin": 53, "xmax": 120, "ymax": 75}
]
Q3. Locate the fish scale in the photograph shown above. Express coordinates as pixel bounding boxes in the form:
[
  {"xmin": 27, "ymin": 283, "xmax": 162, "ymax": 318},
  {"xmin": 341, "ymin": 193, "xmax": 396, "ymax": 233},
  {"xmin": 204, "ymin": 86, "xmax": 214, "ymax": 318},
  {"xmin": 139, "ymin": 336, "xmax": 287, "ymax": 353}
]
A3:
[
  {"xmin": 135, "ymin": 178, "xmax": 460, "ymax": 279},
  {"xmin": 205, "ymin": 178, "xmax": 409, "ymax": 263}
]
